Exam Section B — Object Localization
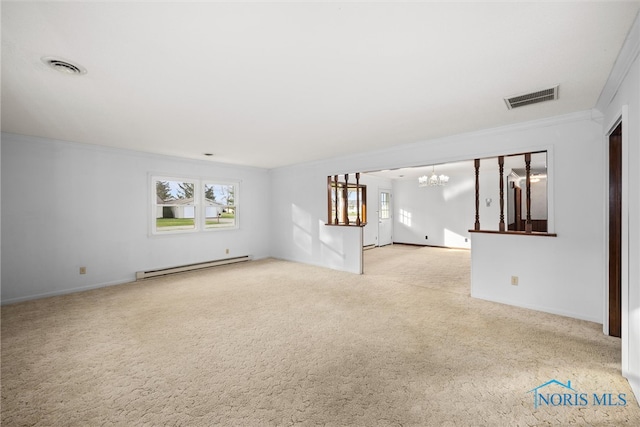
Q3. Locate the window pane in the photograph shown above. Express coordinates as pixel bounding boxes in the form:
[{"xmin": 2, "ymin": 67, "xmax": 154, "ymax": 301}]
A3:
[
  {"xmin": 204, "ymin": 183, "xmax": 237, "ymax": 229},
  {"xmin": 380, "ymin": 192, "xmax": 390, "ymax": 219},
  {"xmin": 156, "ymin": 180, "xmax": 194, "ymax": 204},
  {"xmin": 347, "ymin": 188, "xmax": 364, "ymax": 223},
  {"xmin": 155, "ymin": 179, "xmax": 196, "ymax": 232},
  {"xmin": 328, "ymin": 182, "xmax": 365, "ymax": 225}
]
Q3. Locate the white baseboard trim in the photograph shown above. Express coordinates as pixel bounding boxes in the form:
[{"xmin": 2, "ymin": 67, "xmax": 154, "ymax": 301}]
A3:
[
  {"xmin": 625, "ymin": 373, "xmax": 640, "ymax": 407},
  {"xmin": 1, "ymin": 277, "xmax": 134, "ymax": 306},
  {"xmin": 470, "ymin": 291, "xmax": 601, "ymax": 324}
]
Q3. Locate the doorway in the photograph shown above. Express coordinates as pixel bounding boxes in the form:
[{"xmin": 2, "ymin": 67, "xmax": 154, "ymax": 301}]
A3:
[
  {"xmin": 509, "ymin": 185, "xmax": 522, "ymax": 231},
  {"xmin": 608, "ymin": 122, "xmax": 622, "ymax": 338},
  {"xmin": 378, "ymin": 189, "xmax": 393, "ymax": 246}
]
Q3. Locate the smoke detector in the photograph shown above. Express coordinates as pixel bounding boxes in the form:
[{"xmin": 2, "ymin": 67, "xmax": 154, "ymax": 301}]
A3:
[
  {"xmin": 41, "ymin": 56, "xmax": 87, "ymax": 75},
  {"xmin": 504, "ymin": 85, "xmax": 558, "ymax": 110}
]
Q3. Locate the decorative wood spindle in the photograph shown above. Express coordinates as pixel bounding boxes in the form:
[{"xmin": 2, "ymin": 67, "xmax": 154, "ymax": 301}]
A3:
[
  {"xmin": 334, "ymin": 175, "xmax": 339, "ymax": 225},
  {"xmin": 327, "ymin": 176, "xmax": 333, "ymax": 225},
  {"xmin": 525, "ymin": 153, "xmax": 532, "ymax": 233},
  {"xmin": 343, "ymin": 174, "xmax": 350, "ymax": 225},
  {"xmin": 498, "ymin": 156, "xmax": 505, "ymax": 232},
  {"xmin": 474, "ymin": 159, "xmax": 480, "ymax": 231},
  {"xmin": 355, "ymin": 172, "xmax": 361, "ymax": 226}
]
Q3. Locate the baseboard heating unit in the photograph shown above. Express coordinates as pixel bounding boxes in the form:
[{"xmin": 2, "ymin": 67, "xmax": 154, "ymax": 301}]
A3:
[{"xmin": 136, "ymin": 255, "xmax": 251, "ymax": 280}]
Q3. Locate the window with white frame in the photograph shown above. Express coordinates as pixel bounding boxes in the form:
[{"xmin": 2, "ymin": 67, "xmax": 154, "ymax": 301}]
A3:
[
  {"xmin": 204, "ymin": 182, "xmax": 237, "ymax": 229},
  {"xmin": 152, "ymin": 176, "xmax": 238, "ymax": 234}
]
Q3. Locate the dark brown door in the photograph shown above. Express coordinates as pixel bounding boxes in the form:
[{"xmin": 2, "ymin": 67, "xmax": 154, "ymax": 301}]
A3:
[{"xmin": 609, "ymin": 123, "xmax": 622, "ymax": 338}]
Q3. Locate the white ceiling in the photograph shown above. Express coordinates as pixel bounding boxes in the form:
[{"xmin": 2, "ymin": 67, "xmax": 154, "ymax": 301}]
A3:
[{"xmin": 2, "ymin": 1, "xmax": 639, "ymax": 169}]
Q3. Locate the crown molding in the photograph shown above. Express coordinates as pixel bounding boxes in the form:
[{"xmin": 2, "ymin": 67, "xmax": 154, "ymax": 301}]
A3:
[
  {"xmin": 0, "ymin": 132, "xmax": 269, "ymax": 172},
  {"xmin": 272, "ymin": 109, "xmax": 593, "ymax": 176},
  {"xmin": 596, "ymin": 11, "xmax": 640, "ymax": 112}
]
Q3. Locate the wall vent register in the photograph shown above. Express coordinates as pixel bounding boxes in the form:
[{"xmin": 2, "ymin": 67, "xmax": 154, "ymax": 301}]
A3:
[{"xmin": 504, "ymin": 85, "xmax": 558, "ymax": 110}]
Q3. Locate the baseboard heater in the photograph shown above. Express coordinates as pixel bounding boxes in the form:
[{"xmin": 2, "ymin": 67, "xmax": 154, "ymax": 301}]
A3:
[{"xmin": 136, "ymin": 255, "xmax": 251, "ymax": 280}]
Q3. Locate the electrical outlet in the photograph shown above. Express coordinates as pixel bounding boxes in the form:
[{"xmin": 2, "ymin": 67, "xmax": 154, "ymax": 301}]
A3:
[
  {"xmin": 79, "ymin": 267, "xmax": 87, "ymax": 275},
  {"xmin": 225, "ymin": 249, "xmax": 229, "ymax": 254},
  {"xmin": 511, "ymin": 276, "xmax": 518, "ymax": 286},
  {"xmin": 425, "ymin": 235, "xmax": 428, "ymax": 240}
]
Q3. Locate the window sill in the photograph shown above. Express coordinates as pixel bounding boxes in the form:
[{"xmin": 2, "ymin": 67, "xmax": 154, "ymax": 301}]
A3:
[{"xmin": 325, "ymin": 222, "xmax": 368, "ymax": 228}]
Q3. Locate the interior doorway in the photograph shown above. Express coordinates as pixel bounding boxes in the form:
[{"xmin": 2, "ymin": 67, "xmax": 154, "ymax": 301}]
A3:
[
  {"xmin": 378, "ymin": 189, "xmax": 393, "ymax": 246},
  {"xmin": 608, "ymin": 122, "xmax": 622, "ymax": 338}
]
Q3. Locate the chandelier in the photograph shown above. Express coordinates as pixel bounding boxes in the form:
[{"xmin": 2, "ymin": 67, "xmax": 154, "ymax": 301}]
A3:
[{"xmin": 418, "ymin": 165, "xmax": 449, "ymax": 187}]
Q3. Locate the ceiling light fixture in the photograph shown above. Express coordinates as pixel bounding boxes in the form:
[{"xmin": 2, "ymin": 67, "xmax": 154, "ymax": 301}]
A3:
[
  {"xmin": 41, "ymin": 56, "xmax": 87, "ymax": 75},
  {"xmin": 419, "ymin": 165, "xmax": 449, "ymax": 187}
]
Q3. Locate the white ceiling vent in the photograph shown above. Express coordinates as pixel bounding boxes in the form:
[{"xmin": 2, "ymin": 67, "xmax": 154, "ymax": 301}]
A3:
[
  {"xmin": 504, "ymin": 85, "xmax": 558, "ymax": 110},
  {"xmin": 41, "ymin": 56, "xmax": 87, "ymax": 75}
]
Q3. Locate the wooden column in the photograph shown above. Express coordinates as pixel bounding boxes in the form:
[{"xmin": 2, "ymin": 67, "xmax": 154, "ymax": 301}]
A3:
[
  {"xmin": 327, "ymin": 176, "xmax": 333, "ymax": 224},
  {"xmin": 474, "ymin": 159, "xmax": 480, "ymax": 230},
  {"xmin": 343, "ymin": 174, "xmax": 350, "ymax": 225},
  {"xmin": 525, "ymin": 153, "xmax": 532, "ymax": 233},
  {"xmin": 498, "ymin": 156, "xmax": 505, "ymax": 232},
  {"xmin": 334, "ymin": 175, "xmax": 339, "ymax": 225},
  {"xmin": 355, "ymin": 172, "xmax": 361, "ymax": 226}
]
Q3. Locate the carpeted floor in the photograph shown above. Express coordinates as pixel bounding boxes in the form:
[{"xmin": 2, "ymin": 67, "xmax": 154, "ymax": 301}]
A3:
[{"xmin": 2, "ymin": 245, "xmax": 639, "ymax": 426}]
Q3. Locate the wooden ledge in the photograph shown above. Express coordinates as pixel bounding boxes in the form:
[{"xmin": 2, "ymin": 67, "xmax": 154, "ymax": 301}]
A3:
[
  {"xmin": 325, "ymin": 223, "xmax": 368, "ymax": 228},
  {"xmin": 468, "ymin": 230, "xmax": 557, "ymax": 237}
]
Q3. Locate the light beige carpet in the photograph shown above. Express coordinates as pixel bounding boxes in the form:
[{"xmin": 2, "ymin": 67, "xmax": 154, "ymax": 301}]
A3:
[{"xmin": 2, "ymin": 245, "xmax": 639, "ymax": 426}]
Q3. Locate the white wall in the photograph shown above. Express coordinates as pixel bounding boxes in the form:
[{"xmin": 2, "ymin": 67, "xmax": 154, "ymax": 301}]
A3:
[
  {"xmin": 465, "ymin": 121, "xmax": 612, "ymax": 322},
  {"xmin": 597, "ymin": 12, "xmax": 640, "ymax": 400},
  {"xmin": 269, "ymin": 164, "xmax": 364, "ymax": 274},
  {"xmin": 3, "ymin": 112, "xmax": 604, "ymax": 325},
  {"xmin": 1, "ymin": 133, "xmax": 271, "ymax": 304},
  {"xmin": 270, "ymin": 111, "xmax": 604, "ymax": 323},
  {"xmin": 392, "ymin": 167, "xmax": 475, "ymax": 248},
  {"xmin": 449, "ymin": 118, "xmax": 603, "ymax": 323}
]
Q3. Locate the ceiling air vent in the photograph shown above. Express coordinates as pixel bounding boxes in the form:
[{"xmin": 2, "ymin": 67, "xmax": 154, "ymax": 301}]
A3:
[
  {"xmin": 504, "ymin": 85, "xmax": 558, "ymax": 110},
  {"xmin": 41, "ymin": 56, "xmax": 87, "ymax": 75}
]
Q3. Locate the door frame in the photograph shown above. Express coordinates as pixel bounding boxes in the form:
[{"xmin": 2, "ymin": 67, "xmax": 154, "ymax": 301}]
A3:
[
  {"xmin": 608, "ymin": 121, "xmax": 622, "ymax": 338},
  {"xmin": 513, "ymin": 185, "xmax": 522, "ymax": 231},
  {"xmin": 603, "ymin": 106, "xmax": 629, "ymax": 375}
]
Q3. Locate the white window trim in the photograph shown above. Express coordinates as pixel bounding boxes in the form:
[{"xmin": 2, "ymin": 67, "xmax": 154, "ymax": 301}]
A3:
[
  {"xmin": 150, "ymin": 175, "xmax": 239, "ymax": 236},
  {"xmin": 202, "ymin": 180, "xmax": 239, "ymax": 232}
]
